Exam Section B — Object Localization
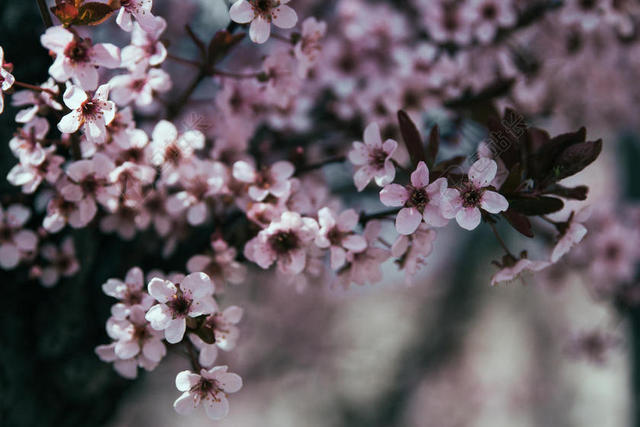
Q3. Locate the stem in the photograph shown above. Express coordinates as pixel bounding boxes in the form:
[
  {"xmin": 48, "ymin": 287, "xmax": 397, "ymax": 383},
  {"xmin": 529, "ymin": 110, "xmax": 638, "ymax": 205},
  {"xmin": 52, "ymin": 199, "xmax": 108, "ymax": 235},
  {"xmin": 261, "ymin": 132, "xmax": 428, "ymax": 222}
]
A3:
[
  {"xmin": 36, "ymin": 0, "xmax": 53, "ymax": 28},
  {"xmin": 184, "ymin": 339, "xmax": 201, "ymax": 371},
  {"xmin": 211, "ymin": 69, "xmax": 263, "ymax": 79},
  {"xmin": 166, "ymin": 53, "xmax": 202, "ymax": 68},
  {"xmin": 13, "ymin": 81, "xmax": 57, "ymax": 97},
  {"xmin": 360, "ymin": 208, "xmax": 400, "ymax": 225},
  {"xmin": 167, "ymin": 69, "xmax": 207, "ymax": 120},
  {"xmin": 488, "ymin": 221, "xmax": 514, "ymax": 257},
  {"xmin": 295, "ymin": 155, "xmax": 346, "ymax": 174}
]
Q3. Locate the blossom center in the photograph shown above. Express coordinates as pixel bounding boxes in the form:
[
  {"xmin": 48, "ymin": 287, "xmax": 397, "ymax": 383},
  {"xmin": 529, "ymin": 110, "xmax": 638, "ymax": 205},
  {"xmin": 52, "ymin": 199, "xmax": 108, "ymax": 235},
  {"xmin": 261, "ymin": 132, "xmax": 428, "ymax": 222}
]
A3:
[
  {"xmin": 64, "ymin": 40, "xmax": 90, "ymax": 64},
  {"xmin": 460, "ymin": 184, "xmax": 484, "ymax": 208},
  {"xmin": 407, "ymin": 187, "xmax": 429, "ymax": 211},
  {"xmin": 191, "ymin": 378, "xmax": 223, "ymax": 400},
  {"xmin": 368, "ymin": 148, "xmax": 388, "ymax": 170},
  {"xmin": 81, "ymin": 101, "xmax": 101, "ymax": 118},
  {"xmin": 167, "ymin": 289, "xmax": 192, "ymax": 316},
  {"xmin": 250, "ymin": 0, "xmax": 279, "ymax": 18},
  {"xmin": 482, "ymin": 3, "xmax": 497, "ymax": 20},
  {"xmin": 327, "ymin": 227, "xmax": 345, "ymax": 246},
  {"xmin": 268, "ymin": 230, "xmax": 300, "ymax": 254}
]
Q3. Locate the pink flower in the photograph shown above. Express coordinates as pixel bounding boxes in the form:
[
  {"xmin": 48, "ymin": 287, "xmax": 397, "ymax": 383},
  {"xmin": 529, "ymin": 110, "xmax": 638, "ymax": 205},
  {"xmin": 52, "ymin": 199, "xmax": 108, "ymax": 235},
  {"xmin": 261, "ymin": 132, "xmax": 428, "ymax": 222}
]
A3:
[
  {"xmin": 261, "ymin": 49, "xmax": 302, "ymax": 109},
  {"xmin": 380, "ymin": 161, "xmax": 452, "ymax": 235},
  {"xmin": 315, "ymin": 207, "xmax": 367, "ymax": 270},
  {"xmin": 41, "ymin": 26, "xmax": 120, "ymax": 90},
  {"xmin": 244, "ymin": 211, "xmax": 318, "ymax": 275},
  {"xmin": 550, "ymin": 208, "xmax": 590, "ymax": 263},
  {"xmin": 0, "ymin": 46, "xmax": 16, "ymax": 114},
  {"xmin": 60, "ymin": 152, "xmax": 121, "ymax": 216},
  {"xmin": 38, "ymin": 237, "xmax": 80, "ymax": 287},
  {"xmin": 229, "ymin": 0, "xmax": 298, "ymax": 44},
  {"xmin": 11, "ymin": 78, "xmax": 62, "ymax": 123},
  {"xmin": 115, "ymin": 0, "xmax": 161, "ymax": 33},
  {"xmin": 348, "ymin": 122, "xmax": 398, "ymax": 191},
  {"xmin": 0, "ymin": 204, "xmax": 38, "ymax": 270},
  {"xmin": 188, "ymin": 305, "xmax": 244, "ymax": 367},
  {"xmin": 391, "ymin": 224, "xmax": 437, "ymax": 285},
  {"xmin": 466, "ymin": 0, "xmax": 516, "ymax": 43},
  {"xmin": 58, "ymin": 84, "xmax": 116, "ymax": 144},
  {"xmin": 8, "ymin": 145, "xmax": 64, "ymax": 194},
  {"xmin": 150, "ymin": 120, "xmax": 205, "ymax": 168},
  {"xmin": 336, "ymin": 220, "xmax": 390, "ymax": 287},
  {"xmin": 233, "ymin": 160, "xmax": 294, "ymax": 201},
  {"xmin": 102, "ymin": 266, "xmax": 155, "ymax": 320},
  {"xmin": 9, "ymin": 117, "xmax": 49, "ymax": 165},
  {"xmin": 121, "ymin": 18, "xmax": 168, "ymax": 71},
  {"xmin": 106, "ymin": 306, "xmax": 166, "ymax": 364},
  {"xmin": 145, "ymin": 272, "xmax": 217, "ymax": 343},
  {"xmin": 187, "ymin": 238, "xmax": 247, "ymax": 289},
  {"xmin": 173, "ymin": 366, "xmax": 242, "ymax": 420},
  {"xmin": 109, "ymin": 67, "xmax": 171, "ymax": 106},
  {"xmin": 443, "ymin": 158, "xmax": 509, "ymax": 230},
  {"xmin": 294, "ymin": 17, "xmax": 327, "ymax": 78}
]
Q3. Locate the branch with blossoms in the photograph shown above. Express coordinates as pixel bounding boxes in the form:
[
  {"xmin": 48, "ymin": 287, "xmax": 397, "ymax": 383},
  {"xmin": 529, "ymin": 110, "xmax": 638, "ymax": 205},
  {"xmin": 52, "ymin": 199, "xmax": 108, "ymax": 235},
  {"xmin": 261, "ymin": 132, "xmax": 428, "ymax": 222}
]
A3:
[{"xmin": 3, "ymin": 0, "xmax": 637, "ymax": 423}]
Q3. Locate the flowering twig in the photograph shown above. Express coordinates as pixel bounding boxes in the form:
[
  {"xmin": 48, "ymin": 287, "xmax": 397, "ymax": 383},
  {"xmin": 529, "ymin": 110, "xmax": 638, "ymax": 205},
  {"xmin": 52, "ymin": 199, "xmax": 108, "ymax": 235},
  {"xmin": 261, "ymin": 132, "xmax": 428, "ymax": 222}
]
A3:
[
  {"xmin": 13, "ymin": 80, "xmax": 57, "ymax": 97},
  {"xmin": 488, "ymin": 221, "xmax": 515, "ymax": 258},
  {"xmin": 360, "ymin": 208, "xmax": 400, "ymax": 225},
  {"xmin": 295, "ymin": 155, "xmax": 346, "ymax": 174}
]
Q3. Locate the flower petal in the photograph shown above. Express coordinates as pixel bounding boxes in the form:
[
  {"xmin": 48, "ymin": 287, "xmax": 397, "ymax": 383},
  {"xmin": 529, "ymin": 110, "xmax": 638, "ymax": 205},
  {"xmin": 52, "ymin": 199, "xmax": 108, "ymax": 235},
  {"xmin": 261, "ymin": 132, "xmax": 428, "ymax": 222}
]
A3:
[
  {"xmin": 396, "ymin": 207, "xmax": 422, "ymax": 235},
  {"xmin": 480, "ymin": 191, "xmax": 509, "ymax": 213},
  {"xmin": 380, "ymin": 184, "xmax": 409, "ymax": 207},
  {"xmin": 468, "ymin": 158, "xmax": 497, "ymax": 188}
]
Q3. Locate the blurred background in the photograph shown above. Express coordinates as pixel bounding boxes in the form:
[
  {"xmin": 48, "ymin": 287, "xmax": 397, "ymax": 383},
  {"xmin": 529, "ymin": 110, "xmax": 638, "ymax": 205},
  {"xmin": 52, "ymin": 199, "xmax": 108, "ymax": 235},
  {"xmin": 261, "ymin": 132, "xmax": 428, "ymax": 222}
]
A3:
[{"xmin": 2, "ymin": 1, "xmax": 640, "ymax": 426}]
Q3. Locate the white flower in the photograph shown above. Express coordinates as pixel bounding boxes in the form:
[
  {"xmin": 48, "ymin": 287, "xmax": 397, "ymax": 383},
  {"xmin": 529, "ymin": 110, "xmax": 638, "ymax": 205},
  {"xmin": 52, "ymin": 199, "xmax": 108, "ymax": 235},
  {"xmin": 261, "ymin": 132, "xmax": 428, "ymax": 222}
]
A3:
[
  {"xmin": 229, "ymin": 0, "xmax": 298, "ymax": 44},
  {"xmin": 58, "ymin": 83, "xmax": 116, "ymax": 144},
  {"xmin": 348, "ymin": 122, "xmax": 397, "ymax": 191},
  {"xmin": 145, "ymin": 273, "xmax": 217, "ymax": 343},
  {"xmin": 115, "ymin": 0, "xmax": 162, "ymax": 33},
  {"xmin": 173, "ymin": 366, "xmax": 243, "ymax": 420},
  {"xmin": 41, "ymin": 26, "xmax": 120, "ymax": 90},
  {"xmin": 233, "ymin": 160, "xmax": 294, "ymax": 201},
  {"xmin": 0, "ymin": 204, "xmax": 38, "ymax": 270}
]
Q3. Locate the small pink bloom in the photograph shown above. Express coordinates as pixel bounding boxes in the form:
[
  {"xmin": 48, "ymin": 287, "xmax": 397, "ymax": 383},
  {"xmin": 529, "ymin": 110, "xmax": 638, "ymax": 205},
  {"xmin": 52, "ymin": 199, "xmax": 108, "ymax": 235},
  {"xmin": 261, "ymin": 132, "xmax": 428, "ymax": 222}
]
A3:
[
  {"xmin": 12, "ymin": 78, "xmax": 63, "ymax": 123},
  {"xmin": 443, "ymin": 158, "xmax": 509, "ymax": 230},
  {"xmin": 41, "ymin": 26, "xmax": 120, "ymax": 90},
  {"xmin": 116, "ymin": 0, "xmax": 161, "ymax": 33},
  {"xmin": 38, "ymin": 237, "xmax": 80, "ymax": 287},
  {"xmin": 229, "ymin": 0, "xmax": 298, "ymax": 44},
  {"xmin": 187, "ymin": 238, "xmax": 247, "ymax": 289},
  {"xmin": 315, "ymin": 207, "xmax": 367, "ymax": 270},
  {"xmin": 380, "ymin": 161, "xmax": 452, "ymax": 235},
  {"xmin": 103, "ymin": 266, "xmax": 155, "ymax": 320},
  {"xmin": 0, "ymin": 204, "xmax": 38, "ymax": 270},
  {"xmin": 349, "ymin": 122, "xmax": 397, "ymax": 191},
  {"xmin": 336, "ymin": 220, "xmax": 391, "ymax": 287},
  {"xmin": 233, "ymin": 159, "xmax": 294, "ymax": 202},
  {"xmin": 294, "ymin": 17, "xmax": 327, "ymax": 78},
  {"xmin": 109, "ymin": 67, "xmax": 171, "ymax": 106},
  {"xmin": 244, "ymin": 211, "xmax": 318, "ymax": 275},
  {"xmin": 490, "ymin": 255, "xmax": 550, "ymax": 286},
  {"xmin": 173, "ymin": 366, "xmax": 242, "ymax": 420},
  {"xmin": 550, "ymin": 208, "xmax": 590, "ymax": 263},
  {"xmin": 145, "ymin": 273, "xmax": 217, "ymax": 343},
  {"xmin": 58, "ymin": 83, "xmax": 116, "ymax": 144},
  {"xmin": 391, "ymin": 224, "xmax": 437, "ymax": 285},
  {"xmin": 121, "ymin": 18, "xmax": 168, "ymax": 71}
]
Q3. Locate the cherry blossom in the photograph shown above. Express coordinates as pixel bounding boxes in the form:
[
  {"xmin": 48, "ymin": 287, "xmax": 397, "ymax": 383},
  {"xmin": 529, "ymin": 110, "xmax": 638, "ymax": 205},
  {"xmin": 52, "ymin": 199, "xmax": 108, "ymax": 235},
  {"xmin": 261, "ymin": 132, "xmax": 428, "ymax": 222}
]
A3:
[
  {"xmin": 11, "ymin": 78, "xmax": 62, "ymax": 123},
  {"xmin": 229, "ymin": 0, "xmax": 298, "ymax": 44},
  {"xmin": 380, "ymin": 161, "xmax": 453, "ymax": 235},
  {"xmin": 490, "ymin": 256, "xmax": 550, "ymax": 286},
  {"xmin": 105, "ymin": 306, "xmax": 166, "ymax": 364},
  {"xmin": 0, "ymin": 46, "xmax": 16, "ymax": 114},
  {"xmin": 188, "ymin": 305, "xmax": 244, "ymax": 366},
  {"xmin": 173, "ymin": 366, "xmax": 242, "ymax": 420},
  {"xmin": 466, "ymin": 0, "xmax": 516, "ymax": 43},
  {"xmin": 295, "ymin": 17, "xmax": 327, "ymax": 78},
  {"xmin": 121, "ymin": 18, "xmax": 168, "ymax": 71},
  {"xmin": 244, "ymin": 211, "xmax": 318, "ymax": 275},
  {"xmin": 0, "ymin": 204, "xmax": 38, "ymax": 270},
  {"xmin": 37, "ymin": 237, "xmax": 80, "ymax": 287},
  {"xmin": 58, "ymin": 83, "xmax": 116, "ymax": 144},
  {"xmin": 102, "ymin": 266, "xmax": 155, "ymax": 320},
  {"xmin": 186, "ymin": 238, "xmax": 247, "ymax": 289},
  {"xmin": 391, "ymin": 224, "xmax": 437, "ymax": 285},
  {"xmin": 232, "ymin": 160, "xmax": 294, "ymax": 202},
  {"xmin": 443, "ymin": 158, "xmax": 509, "ymax": 230},
  {"xmin": 41, "ymin": 26, "xmax": 120, "ymax": 90},
  {"xmin": 315, "ymin": 207, "xmax": 367, "ymax": 270},
  {"xmin": 336, "ymin": 220, "xmax": 390, "ymax": 287},
  {"xmin": 8, "ymin": 145, "xmax": 64, "ymax": 194},
  {"xmin": 348, "ymin": 122, "xmax": 398, "ymax": 191},
  {"xmin": 145, "ymin": 273, "xmax": 217, "ymax": 343},
  {"xmin": 115, "ymin": 0, "xmax": 161, "ymax": 33},
  {"xmin": 109, "ymin": 67, "xmax": 171, "ymax": 107}
]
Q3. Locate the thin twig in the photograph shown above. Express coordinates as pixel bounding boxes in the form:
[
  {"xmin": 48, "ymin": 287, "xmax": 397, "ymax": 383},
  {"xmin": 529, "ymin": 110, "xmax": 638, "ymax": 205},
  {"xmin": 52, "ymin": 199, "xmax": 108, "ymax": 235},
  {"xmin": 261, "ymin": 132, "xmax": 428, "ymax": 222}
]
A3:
[
  {"xmin": 488, "ymin": 221, "xmax": 514, "ymax": 257},
  {"xmin": 360, "ymin": 208, "xmax": 400, "ymax": 225},
  {"xmin": 36, "ymin": 0, "xmax": 53, "ymax": 28},
  {"xmin": 13, "ymin": 80, "xmax": 57, "ymax": 97},
  {"xmin": 295, "ymin": 156, "xmax": 346, "ymax": 174}
]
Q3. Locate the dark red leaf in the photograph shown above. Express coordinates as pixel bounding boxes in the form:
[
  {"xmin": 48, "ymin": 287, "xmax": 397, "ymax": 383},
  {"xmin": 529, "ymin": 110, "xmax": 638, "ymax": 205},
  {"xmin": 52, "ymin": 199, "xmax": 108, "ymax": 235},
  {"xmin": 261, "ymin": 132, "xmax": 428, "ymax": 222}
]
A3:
[
  {"xmin": 502, "ymin": 209, "xmax": 534, "ymax": 238},
  {"xmin": 397, "ymin": 110, "xmax": 426, "ymax": 167}
]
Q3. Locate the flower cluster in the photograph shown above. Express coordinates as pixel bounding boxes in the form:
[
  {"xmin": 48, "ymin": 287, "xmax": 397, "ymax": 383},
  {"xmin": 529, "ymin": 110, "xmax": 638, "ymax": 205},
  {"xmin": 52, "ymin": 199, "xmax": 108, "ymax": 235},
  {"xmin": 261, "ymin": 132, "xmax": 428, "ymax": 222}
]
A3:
[
  {"xmin": 96, "ymin": 268, "xmax": 243, "ymax": 420},
  {"xmin": 2, "ymin": 0, "xmax": 636, "ymax": 419}
]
